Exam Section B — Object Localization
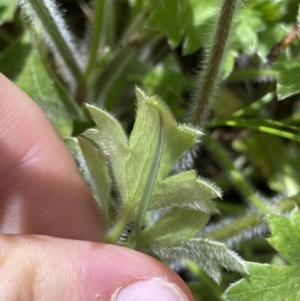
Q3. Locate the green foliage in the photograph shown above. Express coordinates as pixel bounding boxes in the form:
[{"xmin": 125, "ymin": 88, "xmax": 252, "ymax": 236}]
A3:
[
  {"xmin": 0, "ymin": 0, "xmax": 18, "ymax": 25},
  {"xmin": 0, "ymin": 33, "xmax": 84, "ymax": 135},
  {"xmin": 273, "ymin": 59, "xmax": 300, "ymax": 100},
  {"xmin": 223, "ymin": 209, "xmax": 300, "ymax": 301},
  {"xmin": 147, "ymin": 0, "xmax": 194, "ymax": 50},
  {"xmin": 78, "ymin": 89, "xmax": 245, "ymax": 281},
  {"xmin": 78, "ymin": 136, "xmax": 111, "ymax": 227},
  {"xmin": 1, "ymin": 0, "xmax": 300, "ymax": 299},
  {"xmin": 20, "ymin": 0, "xmax": 82, "ymax": 81}
]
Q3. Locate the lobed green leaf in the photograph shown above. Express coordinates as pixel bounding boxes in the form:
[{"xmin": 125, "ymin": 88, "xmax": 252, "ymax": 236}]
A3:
[
  {"xmin": 78, "ymin": 136, "xmax": 111, "ymax": 228},
  {"xmin": 81, "ymin": 87, "xmax": 219, "ymax": 244},
  {"xmin": 223, "ymin": 208, "xmax": 300, "ymax": 301},
  {"xmin": 149, "ymin": 170, "xmax": 220, "ymax": 212},
  {"xmin": 273, "ymin": 60, "xmax": 300, "ymax": 100},
  {"xmin": 151, "ymin": 238, "xmax": 247, "ymax": 283},
  {"xmin": 223, "ymin": 262, "xmax": 299, "ymax": 301},
  {"xmin": 137, "ymin": 207, "xmax": 209, "ymax": 247},
  {"xmin": 268, "ymin": 209, "xmax": 300, "ymax": 264},
  {"xmin": 83, "ymin": 88, "xmax": 208, "ymax": 216}
]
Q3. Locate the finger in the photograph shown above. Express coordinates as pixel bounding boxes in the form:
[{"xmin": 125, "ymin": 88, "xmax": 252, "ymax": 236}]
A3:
[
  {"xmin": 0, "ymin": 234, "xmax": 194, "ymax": 301},
  {"xmin": 0, "ymin": 73, "xmax": 102, "ymax": 240}
]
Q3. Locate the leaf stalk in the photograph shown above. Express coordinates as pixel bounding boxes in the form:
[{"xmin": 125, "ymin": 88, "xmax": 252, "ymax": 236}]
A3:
[
  {"xmin": 203, "ymin": 135, "xmax": 271, "ymax": 214},
  {"xmin": 127, "ymin": 112, "xmax": 164, "ymax": 249},
  {"xmin": 191, "ymin": 0, "xmax": 238, "ymax": 127},
  {"xmin": 21, "ymin": 0, "xmax": 82, "ymax": 81}
]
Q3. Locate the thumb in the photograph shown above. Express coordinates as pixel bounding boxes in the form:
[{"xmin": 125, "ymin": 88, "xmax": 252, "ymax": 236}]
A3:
[{"xmin": 0, "ymin": 234, "xmax": 194, "ymax": 301}]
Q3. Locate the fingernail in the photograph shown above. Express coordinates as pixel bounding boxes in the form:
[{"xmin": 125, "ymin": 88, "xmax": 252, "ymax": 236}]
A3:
[{"xmin": 111, "ymin": 277, "xmax": 188, "ymax": 301}]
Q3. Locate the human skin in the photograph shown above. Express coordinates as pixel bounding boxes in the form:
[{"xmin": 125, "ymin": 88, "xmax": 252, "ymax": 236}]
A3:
[{"xmin": 0, "ymin": 74, "xmax": 194, "ymax": 300}]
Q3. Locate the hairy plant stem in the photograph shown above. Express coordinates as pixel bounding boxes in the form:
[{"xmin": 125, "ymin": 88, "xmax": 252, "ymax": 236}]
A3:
[
  {"xmin": 89, "ymin": 46, "xmax": 136, "ymax": 105},
  {"xmin": 203, "ymin": 135, "xmax": 271, "ymax": 214},
  {"xmin": 191, "ymin": 0, "xmax": 238, "ymax": 127},
  {"xmin": 76, "ymin": 0, "xmax": 107, "ymax": 103},
  {"xmin": 127, "ymin": 112, "xmax": 164, "ymax": 249},
  {"xmin": 201, "ymin": 192, "xmax": 300, "ymax": 246},
  {"xmin": 118, "ymin": 7, "xmax": 147, "ymax": 48},
  {"xmin": 106, "ymin": 208, "xmax": 133, "ymax": 244},
  {"xmin": 201, "ymin": 212, "xmax": 264, "ymax": 244},
  {"xmin": 88, "ymin": 7, "xmax": 149, "ymax": 105},
  {"xmin": 84, "ymin": 0, "xmax": 106, "ymax": 79},
  {"xmin": 22, "ymin": 0, "xmax": 82, "ymax": 81}
]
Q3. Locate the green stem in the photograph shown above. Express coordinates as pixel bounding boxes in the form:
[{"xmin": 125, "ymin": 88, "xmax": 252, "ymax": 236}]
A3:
[
  {"xmin": 210, "ymin": 117, "xmax": 300, "ymax": 143},
  {"xmin": 203, "ymin": 135, "xmax": 271, "ymax": 214},
  {"xmin": 118, "ymin": 7, "xmax": 147, "ymax": 48},
  {"xmin": 201, "ymin": 192, "xmax": 300, "ymax": 245},
  {"xmin": 106, "ymin": 208, "xmax": 133, "ymax": 244},
  {"xmin": 23, "ymin": 0, "xmax": 82, "ymax": 81},
  {"xmin": 191, "ymin": 0, "xmax": 238, "ymax": 127},
  {"xmin": 76, "ymin": 0, "xmax": 107, "ymax": 103},
  {"xmin": 127, "ymin": 112, "xmax": 164, "ymax": 249},
  {"xmin": 201, "ymin": 213, "xmax": 264, "ymax": 242},
  {"xmin": 89, "ymin": 46, "xmax": 136, "ymax": 104},
  {"xmin": 231, "ymin": 92, "xmax": 275, "ymax": 117},
  {"xmin": 84, "ymin": 0, "xmax": 106, "ymax": 79}
]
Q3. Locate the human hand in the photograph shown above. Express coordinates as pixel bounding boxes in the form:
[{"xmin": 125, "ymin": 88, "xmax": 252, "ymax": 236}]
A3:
[{"xmin": 0, "ymin": 74, "xmax": 194, "ymax": 300}]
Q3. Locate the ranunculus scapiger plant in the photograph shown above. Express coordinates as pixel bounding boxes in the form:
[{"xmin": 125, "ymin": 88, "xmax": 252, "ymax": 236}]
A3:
[{"xmin": 1, "ymin": 0, "xmax": 300, "ymax": 300}]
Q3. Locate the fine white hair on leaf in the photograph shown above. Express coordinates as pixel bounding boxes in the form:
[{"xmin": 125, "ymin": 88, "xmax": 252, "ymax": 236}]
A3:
[
  {"xmin": 199, "ymin": 211, "xmax": 269, "ymax": 249},
  {"xmin": 151, "ymin": 238, "xmax": 247, "ymax": 283},
  {"xmin": 171, "ymin": 143, "xmax": 201, "ymax": 174},
  {"xmin": 196, "ymin": 175, "xmax": 223, "ymax": 199}
]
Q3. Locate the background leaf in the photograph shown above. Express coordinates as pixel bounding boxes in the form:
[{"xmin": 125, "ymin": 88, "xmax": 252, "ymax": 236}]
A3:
[
  {"xmin": 223, "ymin": 209, "xmax": 300, "ymax": 301},
  {"xmin": 273, "ymin": 60, "xmax": 300, "ymax": 100},
  {"xmin": 146, "ymin": 0, "xmax": 194, "ymax": 49},
  {"xmin": 224, "ymin": 262, "xmax": 299, "ymax": 301},
  {"xmin": 0, "ymin": 34, "xmax": 84, "ymax": 135},
  {"xmin": 0, "ymin": 0, "xmax": 18, "ymax": 25}
]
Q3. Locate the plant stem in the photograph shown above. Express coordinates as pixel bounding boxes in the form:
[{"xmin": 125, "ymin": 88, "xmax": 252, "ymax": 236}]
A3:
[
  {"xmin": 22, "ymin": 0, "xmax": 82, "ymax": 81},
  {"xmin": 203, "ymin": 135, "xmax": 271, "ymax": 214},
  {"xmin": 76, "ymin": 0, "xmax": 107, "ymax": 103},
  {"xmin": 75, "ymin": 0, "xmax": 94, "ymax": 20},
  {"xmin": 88, "ymin": 6, "xmax": 150, "ymax": 105},
  {"xmin": 127, "ymin": 112, "xmax": 164, "ymax": 249},
  {"xmin": 209, "ymin": 117, "xmax": 300, "ymax": 143},
  {"xmin": 84, "ymin": 0, "xmax": 106, "ymax": 79},
  {"xmin": 201, "ymin": 192, "xmax": 300, "ymax": 246},
  {"xmin": 201, "ymin": 212, "xmax": 264, "ymax": 244},
  {"xmin": 89, "ymin": 46, "xmax": 136, "ymax": 104},
  {"xmin": 231, "ymin": 92, "xmax": 275, "ymax": 117},
  {"xmin": 191, "ymin": 0, "xmax": 238, "ymax": 127},
  {"xmin": 118, "ymin": 7, "xmax": 147, "ymax": 48},
  {"xmin": 106, "ymin": 208, "xmax": 133, "ymax": 244}
]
